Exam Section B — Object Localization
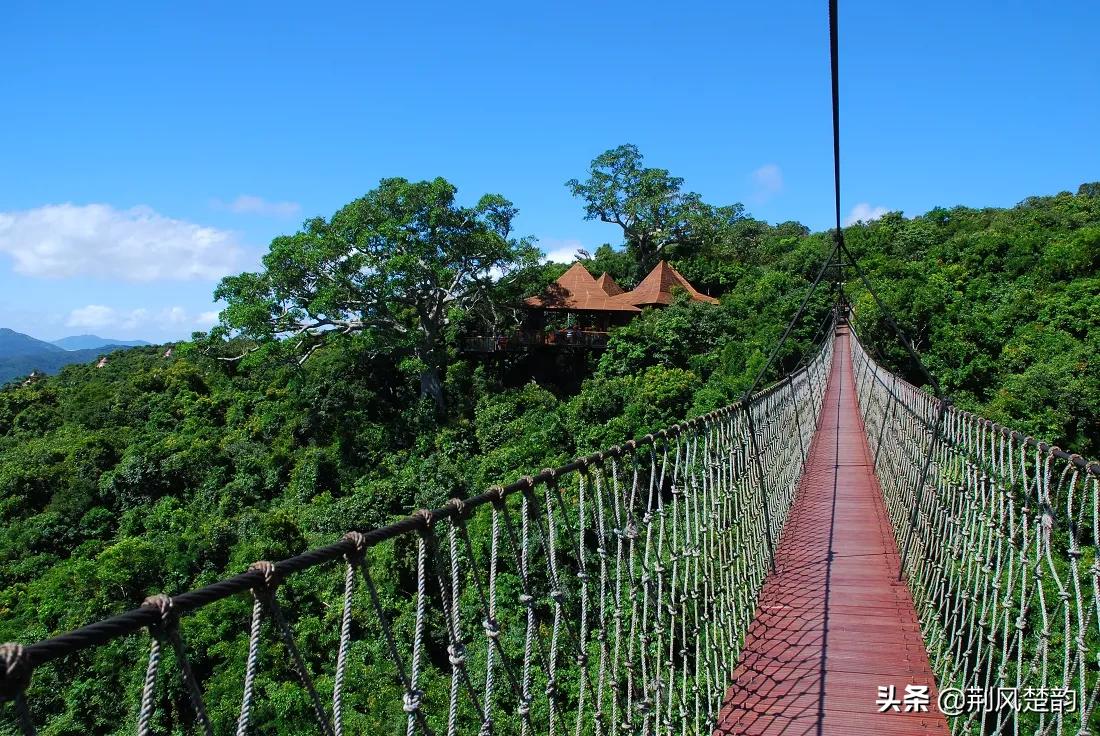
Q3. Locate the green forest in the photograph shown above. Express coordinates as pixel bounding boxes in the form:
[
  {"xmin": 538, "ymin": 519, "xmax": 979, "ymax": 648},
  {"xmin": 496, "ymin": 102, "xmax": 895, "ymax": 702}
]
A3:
[{"xmin": 1, "ymin": 144, "xmax": 1098, "ymax": 733}]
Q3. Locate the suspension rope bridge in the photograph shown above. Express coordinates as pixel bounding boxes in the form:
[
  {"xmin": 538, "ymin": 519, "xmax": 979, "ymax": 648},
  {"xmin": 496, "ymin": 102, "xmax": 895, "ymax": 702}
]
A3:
[
  {"xmin": 2, "ymin": 317, "xmax": 1098, "ymax": 735},
  {"xmin": 4, "ymin": 2, "xmax": 1100, "ymax": 735}
]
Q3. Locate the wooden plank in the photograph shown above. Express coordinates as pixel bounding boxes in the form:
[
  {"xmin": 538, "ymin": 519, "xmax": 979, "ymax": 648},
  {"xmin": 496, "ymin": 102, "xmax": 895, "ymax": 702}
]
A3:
[{"xmin": 715, "ymin": 326, "xmax": 950, "ymax": 735}]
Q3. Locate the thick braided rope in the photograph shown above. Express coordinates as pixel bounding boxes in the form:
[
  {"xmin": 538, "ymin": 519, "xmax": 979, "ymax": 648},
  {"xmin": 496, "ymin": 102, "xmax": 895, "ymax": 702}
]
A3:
[
  {"xmin": 2, "ymin": 645, "xmax": 35, "ymax": 736},
  {"xmin": 333, "ymin": 544, "xmax": 359, "ymax": 736},
  {"xmin": 518, "ymin": 487, "xmax": 536, "ymax": 735},
  {"xmin": 405, "ymin": 518, "xmax": 430, "ymax": 736},
  {"xmin": 542, "ymin": 476, "xmax": 563, "ymax": 736},
  {"xmin": 257, "ymin": 569, "xmax": 335, "ymax": 736},
  {"xmin": 441, "ymin": 507, "xmax": 476, "ymax": 736},
  {"xmin": 235, "ymin": 593, "xmax": 263, "ymax": 736},
  {"xmin": 135, "ymin": 624, "xmax": 161, "ymax": 736},
  {"xmin": 574, "ymin": 467, "xmax": 591, "ymax": 736},
  {"xmin": 480, "ymin": 502, "xmax": 501, "ymax": 736},
  {"xmin": 137, "ymin": 593, "xmax": 214, "ymax": 736}
]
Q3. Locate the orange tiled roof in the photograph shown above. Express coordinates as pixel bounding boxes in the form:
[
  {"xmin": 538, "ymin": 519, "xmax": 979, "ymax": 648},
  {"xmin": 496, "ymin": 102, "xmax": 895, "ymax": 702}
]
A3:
[
  {"xmin": 524, "ymin": 262, "xmax": 642, "ymax": 312},
  {"xmin": 524, "ymin": 261, "xmax": 717, "ymax": 312},
  {"xmin": 612, "ymin": 260, "xmax": 719, "ymax": 307},
  {"xmin": 595, "ymin": 272, "xmax": 625, "ymax": 296}
]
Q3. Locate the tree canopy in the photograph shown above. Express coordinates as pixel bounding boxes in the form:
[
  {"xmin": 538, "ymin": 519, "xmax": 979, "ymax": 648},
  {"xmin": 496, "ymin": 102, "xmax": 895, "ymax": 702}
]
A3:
[
  {"xmin": 566, "ymin": 144, "xmax": 746, "ymax": 277},
  {"xmin": 213, "ymin": 177, "xmax": 539, "ymax": 410}
]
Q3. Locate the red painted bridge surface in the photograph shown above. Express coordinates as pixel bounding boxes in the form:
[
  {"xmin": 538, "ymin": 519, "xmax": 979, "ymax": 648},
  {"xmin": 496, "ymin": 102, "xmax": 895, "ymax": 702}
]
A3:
[{"xmin": 715, "ymin": 326, "xmax": 950, "ymax": 735}]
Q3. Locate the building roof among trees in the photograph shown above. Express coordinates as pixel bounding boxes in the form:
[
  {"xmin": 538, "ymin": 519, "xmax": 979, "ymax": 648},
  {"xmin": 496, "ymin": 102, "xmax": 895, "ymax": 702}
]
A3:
[
  {"xmin": 595, "ymin": 272, "xmax": 625, "ymax": 296},
  {"xmin": 612, "ymin": 261, "xmax": 720, "ymax": 307},
  {"xmin": 523, "ymin": 262, "xmax": 641, "ymax": 312},
  {"xmin": 524, "ymin": 261, "xmax": 717, "ymax": 312}
]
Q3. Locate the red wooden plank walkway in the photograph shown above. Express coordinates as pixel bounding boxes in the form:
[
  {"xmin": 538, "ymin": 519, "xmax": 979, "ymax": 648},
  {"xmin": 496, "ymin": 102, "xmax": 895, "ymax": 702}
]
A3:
[{"xmin": 715, "ymin": 325, "xmax": 950, "ymax": 735}]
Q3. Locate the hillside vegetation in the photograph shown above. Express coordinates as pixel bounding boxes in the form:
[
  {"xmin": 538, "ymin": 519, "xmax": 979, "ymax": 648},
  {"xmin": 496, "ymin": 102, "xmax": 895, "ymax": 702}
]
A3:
[{"xmin": 1, "ymin": 146, "xmax": 1097, "ymax": 732}]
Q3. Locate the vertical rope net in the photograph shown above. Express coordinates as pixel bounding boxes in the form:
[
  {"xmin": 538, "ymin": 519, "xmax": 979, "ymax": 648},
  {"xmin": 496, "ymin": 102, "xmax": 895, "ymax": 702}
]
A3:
[
  {"xmin": 849, "ymin": 325, "xmax": 1100, "ymax": 736},
  {"xmin": 0, "ymin": 332, "xmax": 834, "ymax": 735}
]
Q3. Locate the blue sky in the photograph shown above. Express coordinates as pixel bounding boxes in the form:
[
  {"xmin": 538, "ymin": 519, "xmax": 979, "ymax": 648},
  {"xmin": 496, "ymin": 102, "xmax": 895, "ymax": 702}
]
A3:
[{"xmin": 1, "ymin": 1, "xmax": 1097, "ymax": 342}]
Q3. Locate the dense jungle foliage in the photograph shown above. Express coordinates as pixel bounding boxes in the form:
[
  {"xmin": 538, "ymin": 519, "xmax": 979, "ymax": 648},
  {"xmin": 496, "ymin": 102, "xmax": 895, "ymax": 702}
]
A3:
[{"xmin": 1, "ymin": 144, "xmax": 1097, "ymax": 733}]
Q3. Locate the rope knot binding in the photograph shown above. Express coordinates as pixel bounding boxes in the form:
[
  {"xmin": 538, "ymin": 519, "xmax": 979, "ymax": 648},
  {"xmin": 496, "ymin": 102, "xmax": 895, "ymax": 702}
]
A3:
[
  {"xmin": 0, "ymin": 643, "xmax": 32, "ymax": 699},
  {"xmin": 342, "ymin": 531, "xmax": 367, "ymax": 560},
  {"xmin": 414, "ymin": 508, "xmax": 434, "ymax": 531},
  {"xmin": 488, "ymin": 485, "xmax": 506, "ymax": 507},
  {"xmin": 447, "ymin": 643, "xmax": 466, "ymax": 667},
  {"xmin": 142, "ymin": 593, "xmax": 173, "ymax": 619},
  {"xmin": 402, "ymin": 688, "xmax": 423, "ymax": 713},
  {"xmin": 141, "ymin": 594, "xmax": 177, "ymax": 637},
  {"xmin": 447, "ymin": 497, "xmax": 467, "ymax": 519},
  {"xmin": 248, "ymin": 560, "xmax": 280, "ymax": 591}
]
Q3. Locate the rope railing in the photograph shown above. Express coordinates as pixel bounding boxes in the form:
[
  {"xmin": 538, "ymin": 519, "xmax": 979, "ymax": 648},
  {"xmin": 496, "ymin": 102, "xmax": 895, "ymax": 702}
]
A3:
[
  {"xmin": 0, "ymin": 328, "xmax": 835, "ymax": 735},
  {"xmin": 849, "ymin": 324, "xmax": 1100, "ymax": 736}
]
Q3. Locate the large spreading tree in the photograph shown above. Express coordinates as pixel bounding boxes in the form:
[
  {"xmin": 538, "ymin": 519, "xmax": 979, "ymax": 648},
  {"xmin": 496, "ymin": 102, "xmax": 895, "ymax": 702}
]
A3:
[
  {"xmin": 566, "ymin": 144, "xmax": 745, "ymax": 276},
  {"xmin": 213, "ymin": 177, "xmax": 538, "ymax": 411}
]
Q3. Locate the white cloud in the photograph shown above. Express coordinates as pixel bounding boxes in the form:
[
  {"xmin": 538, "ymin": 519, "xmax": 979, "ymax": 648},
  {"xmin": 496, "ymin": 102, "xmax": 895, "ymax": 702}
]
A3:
[
  {"xmin": 66, "ymin": 305, "xmax": 117, "ymax": 329},
  {"xmin": 844, "ymin": 203, "xmax": 889, "ymax": 226},
  {"xmin": 213, "ymin": 194, "xmax": 301, "ymax": 218},
  {"xmin": 67, "ymin": 305, "xmax": 208, "ymax": 331},
  {"xmin": 539, "ymin": 238, "xmax": 586, "ymax": 264},
  {"xmin": 749, "ymin": 164, "xmax": 784, "ymax": 203},
  {"xmin": 0, "ymin": 203, "xmax": 242, "ymax": 281},
  {"xmin": 196, "ymin": 310, "xmax": 220, "ymax": 327}
]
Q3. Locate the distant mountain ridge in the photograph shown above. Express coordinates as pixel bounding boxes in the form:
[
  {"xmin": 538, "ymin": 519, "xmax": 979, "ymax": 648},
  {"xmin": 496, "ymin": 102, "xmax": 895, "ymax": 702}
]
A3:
[
  {"xmin": 51, "ymin": 334, "xmax": 151, "ymax": 351},
  {"xmin": 0, "ymin": 328, "xmax": 67, "ymax": 358},
  {"xmin": 0, "ymin": 328, "xmax": 151, "ymax": 384}
]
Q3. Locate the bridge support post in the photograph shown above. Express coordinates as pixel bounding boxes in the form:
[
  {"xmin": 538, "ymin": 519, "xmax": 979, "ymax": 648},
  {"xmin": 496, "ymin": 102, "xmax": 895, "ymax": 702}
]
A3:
[
  {"xmin": 898, "ymin": 397, "xmax": 950, "ymax": 582},
  {"xmin": 741, "ymin": 395, "xmax": 776, "ymax": 570}
]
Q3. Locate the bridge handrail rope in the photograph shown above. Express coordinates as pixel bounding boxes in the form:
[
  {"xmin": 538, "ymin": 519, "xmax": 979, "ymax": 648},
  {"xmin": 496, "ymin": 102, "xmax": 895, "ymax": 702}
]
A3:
[
  {"xmin": 1, "ymin": 325, "xmax": 837, "ymax": 735},
  {"xmin": 848, "ymin": 323, "xmax": 1100, "ymax": 736}
]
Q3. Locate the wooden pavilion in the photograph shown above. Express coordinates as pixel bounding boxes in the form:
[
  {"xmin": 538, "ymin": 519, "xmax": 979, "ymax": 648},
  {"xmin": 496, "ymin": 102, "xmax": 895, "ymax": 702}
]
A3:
[
  {"xmin": 519, "ymin": 260, "xmax": 717, "ymax": 348},
  {"xmin": 610, "ymin": 260, "xmax": 719, "ymax": 308},
  {"xmin": 462, "ymin": 260, "xmax": 718, "ymax": 352}
]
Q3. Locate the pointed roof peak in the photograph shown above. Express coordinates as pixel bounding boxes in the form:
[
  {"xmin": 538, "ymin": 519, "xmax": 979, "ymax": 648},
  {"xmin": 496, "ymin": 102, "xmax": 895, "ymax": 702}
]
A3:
[
  {"xmin": 595, "ymin": 272, "xmax": 625, "ymax": 296},
  {"xmin": 562, "ymin": 261, "xmax": 598, "ymax": 282},
  {"xmin": 524, "ymin": 262, "xmax": 641, "ymax": 312},
  {"xmin": 613, "ymin": 260, "xmax": 719, "ymax": 307}
]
